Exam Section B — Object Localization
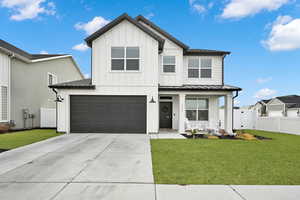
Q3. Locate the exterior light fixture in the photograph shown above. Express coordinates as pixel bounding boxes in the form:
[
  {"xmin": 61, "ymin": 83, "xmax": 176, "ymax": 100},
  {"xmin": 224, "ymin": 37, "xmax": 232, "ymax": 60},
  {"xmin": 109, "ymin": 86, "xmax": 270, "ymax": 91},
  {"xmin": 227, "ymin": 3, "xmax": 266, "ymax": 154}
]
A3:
[{"xmin": 149, "ymin": 96, "xmax": 156, "ymax": 103}]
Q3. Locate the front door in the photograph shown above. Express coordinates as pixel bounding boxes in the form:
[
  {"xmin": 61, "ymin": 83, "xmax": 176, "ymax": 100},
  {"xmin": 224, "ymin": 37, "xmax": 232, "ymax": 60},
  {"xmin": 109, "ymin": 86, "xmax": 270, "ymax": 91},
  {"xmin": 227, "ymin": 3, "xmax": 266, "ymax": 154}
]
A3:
[{"xmin": 159, "ymin": 102, "xmax": 172, "ymax": 128}]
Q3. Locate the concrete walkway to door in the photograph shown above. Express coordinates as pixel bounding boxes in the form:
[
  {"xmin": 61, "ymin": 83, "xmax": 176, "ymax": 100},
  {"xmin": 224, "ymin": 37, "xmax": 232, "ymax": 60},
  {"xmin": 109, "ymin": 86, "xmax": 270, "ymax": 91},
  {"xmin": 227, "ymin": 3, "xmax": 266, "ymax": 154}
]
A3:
[{"xmin": 0, "ymin": 133, "xmax": 299, "ymax": 200}]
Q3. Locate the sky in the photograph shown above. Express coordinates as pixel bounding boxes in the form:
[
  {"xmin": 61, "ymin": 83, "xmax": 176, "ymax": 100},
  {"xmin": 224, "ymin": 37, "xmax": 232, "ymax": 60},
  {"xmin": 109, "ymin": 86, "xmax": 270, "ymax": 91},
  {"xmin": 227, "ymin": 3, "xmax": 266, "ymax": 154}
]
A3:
[{"xmin": 0, "ymin": 0, "xmax": 300, "ymax": 106}]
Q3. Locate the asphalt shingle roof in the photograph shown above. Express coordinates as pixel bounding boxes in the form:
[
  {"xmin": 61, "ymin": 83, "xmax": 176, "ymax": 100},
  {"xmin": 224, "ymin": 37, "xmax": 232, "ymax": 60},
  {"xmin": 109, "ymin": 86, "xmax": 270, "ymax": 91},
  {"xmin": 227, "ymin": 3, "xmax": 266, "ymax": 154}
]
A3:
[{"xmin": 0, "ymin": 39, "xmax": 67, "ymax": 60}]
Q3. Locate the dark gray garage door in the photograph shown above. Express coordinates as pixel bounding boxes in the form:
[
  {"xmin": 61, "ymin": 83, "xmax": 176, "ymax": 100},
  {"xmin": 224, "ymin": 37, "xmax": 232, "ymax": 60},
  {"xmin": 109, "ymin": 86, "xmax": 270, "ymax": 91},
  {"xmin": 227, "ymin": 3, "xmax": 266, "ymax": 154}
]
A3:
[{"xmin": 70, "ymin": 95, "xmax": 147, "ymax": 133}]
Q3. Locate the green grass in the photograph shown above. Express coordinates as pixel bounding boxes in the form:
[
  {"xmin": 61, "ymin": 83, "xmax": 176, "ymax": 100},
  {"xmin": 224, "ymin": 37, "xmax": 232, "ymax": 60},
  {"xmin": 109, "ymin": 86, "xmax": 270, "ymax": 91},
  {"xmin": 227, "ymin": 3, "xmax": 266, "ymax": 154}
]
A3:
[
  {"xmin": 0, "ymin": 129, "xmax": 63, "ymax": 150},
  {"xmin": 151, "ymin": 130, "xmax": 300, "ymax": 185}
]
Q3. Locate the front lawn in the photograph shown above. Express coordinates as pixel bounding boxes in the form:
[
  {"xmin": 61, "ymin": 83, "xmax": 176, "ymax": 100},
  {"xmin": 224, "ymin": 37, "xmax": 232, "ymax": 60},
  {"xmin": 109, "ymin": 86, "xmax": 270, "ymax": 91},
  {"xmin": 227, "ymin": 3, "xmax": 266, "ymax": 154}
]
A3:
[
  {"xmin": 151, "ymin": 130, "xmax": 300, "ymax": 185},
  {"xmin": 0, "ymin": 129, "xmax": 63, "ymax": 150}
]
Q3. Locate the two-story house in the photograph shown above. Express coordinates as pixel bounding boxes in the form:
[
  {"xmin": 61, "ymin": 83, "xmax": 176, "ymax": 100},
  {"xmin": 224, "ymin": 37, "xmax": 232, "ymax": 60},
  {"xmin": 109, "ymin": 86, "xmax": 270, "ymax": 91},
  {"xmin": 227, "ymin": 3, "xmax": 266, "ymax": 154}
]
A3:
[
  {"xmin": 0, "ymin": 39, "xmax": 84, "ymax": 130},
  {"xmin": 50, "ymin": 13, "xmax": 241, "ymax": 135}
]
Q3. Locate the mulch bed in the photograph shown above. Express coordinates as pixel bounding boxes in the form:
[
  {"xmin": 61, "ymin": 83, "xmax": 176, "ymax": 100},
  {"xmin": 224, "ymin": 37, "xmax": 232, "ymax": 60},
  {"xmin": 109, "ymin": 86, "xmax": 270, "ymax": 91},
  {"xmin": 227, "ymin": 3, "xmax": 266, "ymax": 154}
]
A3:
[{"xmin": 181, "ymin": 134, "xmax": 272, "ymax": 140}]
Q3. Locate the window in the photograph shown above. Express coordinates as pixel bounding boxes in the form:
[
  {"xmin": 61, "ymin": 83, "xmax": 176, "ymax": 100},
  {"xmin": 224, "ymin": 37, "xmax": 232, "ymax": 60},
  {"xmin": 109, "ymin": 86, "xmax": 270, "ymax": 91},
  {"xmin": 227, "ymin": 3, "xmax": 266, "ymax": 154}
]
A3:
[
  {"xmin": 0, "ymin": 86, "xmax": 8, "ymax": 121},
  {"xmin": 111, "ymin": 47, "xmax": 140, "ymax": 71},
  {"xmin": 162, "ymin": 56, "xmax": 175, "ymax": 73},
  {"xmin": 188, "ymin": 58, "xmax": 212, "ymax": 78},
  {"xmin": 186, "ymin": 98, "xmax": 208, "ymax": 121},
  {"xmin": 48, "ymin": 73, "xmax": 57, "ymax": 86}
]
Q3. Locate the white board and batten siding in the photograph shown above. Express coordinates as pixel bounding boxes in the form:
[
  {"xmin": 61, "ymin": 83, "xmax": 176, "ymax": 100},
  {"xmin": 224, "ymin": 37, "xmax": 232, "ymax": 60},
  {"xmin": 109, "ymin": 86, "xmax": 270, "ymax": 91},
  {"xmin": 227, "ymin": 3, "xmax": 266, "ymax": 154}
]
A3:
[
  {"xmin": 183, "ymin": 55, "xmax": 223, "ymax": 85},
  {"xmin": 0, "ymin": 52, "xmax": 10, "ymax": 122},
  {"xmin": 57, "ymin": 20, "xmax": 160, "ymax": 133}
]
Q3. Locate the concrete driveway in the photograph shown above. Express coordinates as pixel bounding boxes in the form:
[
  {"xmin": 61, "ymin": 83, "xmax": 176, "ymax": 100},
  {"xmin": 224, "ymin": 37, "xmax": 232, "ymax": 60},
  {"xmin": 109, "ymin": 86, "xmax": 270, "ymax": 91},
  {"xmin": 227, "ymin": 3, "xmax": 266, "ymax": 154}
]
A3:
[
  {"xmin": 0, "ymin": 134, "xmax": 299, "ymax": 200},
  {"xmin": 0, "ymin": 134, "xmax": 155, "ymax": 200}
]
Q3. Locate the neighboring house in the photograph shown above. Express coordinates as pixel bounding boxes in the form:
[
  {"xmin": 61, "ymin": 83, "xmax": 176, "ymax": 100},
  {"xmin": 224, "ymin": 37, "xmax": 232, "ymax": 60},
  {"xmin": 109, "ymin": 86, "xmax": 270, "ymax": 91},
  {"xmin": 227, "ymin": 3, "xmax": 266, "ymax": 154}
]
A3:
[
  {"xmin": 50, "ymin": 13, "xmax": 241, "ymax": 134},
  {"xmin": 253, "ymin": 99, "xmax": 271, "ymax": 117},
  {"xmin": 0, "ymin": 50, "xmax": 10, "ymax": 125},
  {"xmin": 267, "ymin": 95, "xmax": 300, "ymax": 117},
  {"xmin": 0, "ymin": 39, "xmax": 84, "ymax": 130}
]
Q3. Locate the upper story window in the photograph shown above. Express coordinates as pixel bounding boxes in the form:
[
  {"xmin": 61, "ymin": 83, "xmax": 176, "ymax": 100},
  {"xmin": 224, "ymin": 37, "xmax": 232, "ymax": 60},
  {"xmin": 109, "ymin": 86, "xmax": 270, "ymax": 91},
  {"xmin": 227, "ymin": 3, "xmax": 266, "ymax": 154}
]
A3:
[
  {"xmin": 48, "ymin": 73, "xmax": 57, "ymax": 86},
  {"xmin": 162, "ymin": 56, "xmax": 175, "ymax": 73},
  {"xmin": 188, "ymin": 58, "xmax": 212, "ymax": 78},
  {"xmin": 111, "ymin": 47, "xmax": 140, "ymax": 71}
]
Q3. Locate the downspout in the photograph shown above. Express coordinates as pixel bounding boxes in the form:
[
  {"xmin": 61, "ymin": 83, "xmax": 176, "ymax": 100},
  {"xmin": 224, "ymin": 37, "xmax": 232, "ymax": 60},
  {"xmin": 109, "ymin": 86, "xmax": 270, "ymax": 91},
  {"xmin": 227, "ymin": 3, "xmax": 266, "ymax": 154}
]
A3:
[
  {"xmin": 232, "ymin": 90, "xmax": 239, "ymax": 132},
  {"xmin": 51, "ymin": 88, "xmax": 59, "ymax": 133}
]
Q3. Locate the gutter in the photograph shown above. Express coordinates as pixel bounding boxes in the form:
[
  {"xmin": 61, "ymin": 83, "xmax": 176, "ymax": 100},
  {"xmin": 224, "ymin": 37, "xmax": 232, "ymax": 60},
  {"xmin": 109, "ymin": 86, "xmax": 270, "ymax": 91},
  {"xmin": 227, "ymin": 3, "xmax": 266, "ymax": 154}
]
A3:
[
  {"xmin": 232, "ymin": 90, "xmax": 239, "ymax": 132},
  {"xmin": 0, "ymin": 47, "xmax": 31, "ymax": 63},
  {"xmin": 51, "ymin": 88, "xmax": 59, "ymax": 133}
]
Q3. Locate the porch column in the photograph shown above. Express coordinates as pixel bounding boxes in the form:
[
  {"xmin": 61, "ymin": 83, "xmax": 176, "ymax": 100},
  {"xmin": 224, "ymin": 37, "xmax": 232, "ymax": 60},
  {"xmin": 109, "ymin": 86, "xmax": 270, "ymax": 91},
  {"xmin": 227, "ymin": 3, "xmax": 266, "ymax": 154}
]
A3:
[
  {"xmin": 224, "ymin": 93, "xmax": 233, "ymax": 135},
  {"xmin": 179, "ymin": 93, "xmax": 186, "ymax": 133}
]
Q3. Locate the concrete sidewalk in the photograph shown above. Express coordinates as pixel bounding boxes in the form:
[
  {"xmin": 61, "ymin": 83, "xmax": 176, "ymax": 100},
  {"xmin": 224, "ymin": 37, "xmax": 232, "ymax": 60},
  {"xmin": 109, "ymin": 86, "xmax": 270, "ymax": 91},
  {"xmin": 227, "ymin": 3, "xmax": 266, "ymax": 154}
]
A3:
[{"xmin": 0, "ymin": 134, "xmax": 299, "ymax": 200}]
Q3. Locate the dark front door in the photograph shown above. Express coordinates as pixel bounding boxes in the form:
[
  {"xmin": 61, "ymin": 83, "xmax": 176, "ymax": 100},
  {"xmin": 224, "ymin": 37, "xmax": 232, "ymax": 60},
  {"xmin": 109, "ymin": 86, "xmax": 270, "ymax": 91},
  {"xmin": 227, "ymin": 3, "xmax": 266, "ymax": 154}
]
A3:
[
  {"xmin": 159, "ymin": 102, "xmax": 172, "ymax": 128},
  {"xmin": 70, "ymin": 95, "xmax": 147, "ymax": 133}
]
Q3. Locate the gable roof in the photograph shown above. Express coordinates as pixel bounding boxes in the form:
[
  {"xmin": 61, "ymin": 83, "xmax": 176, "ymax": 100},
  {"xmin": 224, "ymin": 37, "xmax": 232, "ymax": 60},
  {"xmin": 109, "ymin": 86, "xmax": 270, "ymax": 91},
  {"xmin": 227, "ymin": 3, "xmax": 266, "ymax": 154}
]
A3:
[
  {"xmin": 0, "ymin": 39, "xmax": 68, "ymax": 61},
  {"xmin": 85, "ymin": 13, "xmax": 165, "ymax": 51},
  {"xmin": 135, "ymin": 15, "xmax": 189, "ymax": 50},
  {"xmin": 275, "ymin": 95, "xmax": 300, "ymax": 108}
]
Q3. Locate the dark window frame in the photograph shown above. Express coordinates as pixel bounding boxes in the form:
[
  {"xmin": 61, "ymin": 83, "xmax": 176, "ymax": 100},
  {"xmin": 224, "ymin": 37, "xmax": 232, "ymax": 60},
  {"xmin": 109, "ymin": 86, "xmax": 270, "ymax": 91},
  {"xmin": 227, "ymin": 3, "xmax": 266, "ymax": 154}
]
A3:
[{"xmin": 111, "ymin": 47, "xmax": 140, "ymax": 71}]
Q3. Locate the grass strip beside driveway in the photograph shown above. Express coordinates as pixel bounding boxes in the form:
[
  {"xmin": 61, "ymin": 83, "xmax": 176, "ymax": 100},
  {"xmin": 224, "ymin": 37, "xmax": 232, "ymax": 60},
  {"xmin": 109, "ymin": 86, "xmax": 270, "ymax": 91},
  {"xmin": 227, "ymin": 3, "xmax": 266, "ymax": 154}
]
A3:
[
  {"xmin": 151, "ymin": 130, "xmax": 300, "ymax": 185},
  {"xmin": 0, "ymin": 129, "xmax": 63, "ymax": 150}
]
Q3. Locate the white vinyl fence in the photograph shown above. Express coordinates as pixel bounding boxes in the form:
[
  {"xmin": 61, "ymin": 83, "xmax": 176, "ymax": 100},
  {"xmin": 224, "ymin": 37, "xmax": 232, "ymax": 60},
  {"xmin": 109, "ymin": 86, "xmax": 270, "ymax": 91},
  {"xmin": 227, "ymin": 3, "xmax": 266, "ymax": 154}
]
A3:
[
  {"xmin": 254, "ymin": 117, "xmax": 300, "ymax": 135},
  {"xmin": 220, "ymin": 108, "xmax": 300, "ymax": 135},
  {"xmin": 219, "ymin": 108, "xmax": 255, "ymax": 130},
  {"xmin": 40, "ymin": 108, "xmax": 56, "ymax": 128}
]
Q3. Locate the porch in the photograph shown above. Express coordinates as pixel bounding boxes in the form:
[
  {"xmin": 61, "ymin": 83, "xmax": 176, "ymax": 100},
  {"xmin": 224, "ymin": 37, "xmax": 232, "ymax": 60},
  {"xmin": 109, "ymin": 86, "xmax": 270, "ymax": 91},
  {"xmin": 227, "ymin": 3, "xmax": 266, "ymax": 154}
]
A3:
[{"xmin": 158, "ymin": 90, "xmax": 235, "ymax": 135}]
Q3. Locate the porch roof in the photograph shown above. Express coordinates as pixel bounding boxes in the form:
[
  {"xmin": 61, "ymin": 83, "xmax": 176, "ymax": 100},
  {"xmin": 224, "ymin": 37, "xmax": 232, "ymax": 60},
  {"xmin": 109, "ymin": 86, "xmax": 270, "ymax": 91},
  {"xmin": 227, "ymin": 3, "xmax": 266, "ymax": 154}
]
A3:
[{"xmin": 159, "ymin": 84, "xmax": 242, "ymax": 91}]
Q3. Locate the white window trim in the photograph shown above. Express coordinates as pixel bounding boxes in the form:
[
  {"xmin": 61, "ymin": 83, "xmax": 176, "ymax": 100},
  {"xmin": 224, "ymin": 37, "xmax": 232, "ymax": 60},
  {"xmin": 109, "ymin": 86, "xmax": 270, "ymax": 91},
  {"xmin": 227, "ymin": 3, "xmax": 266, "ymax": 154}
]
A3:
[
  {"xmin": 0, "ymin": 86, "xmax": 9, "ymax": 122},
  {"xmin": 188, "ymin": 57, "xmax": 212, "ymax": 79},
  {"xmin": 47, "ymin": 72, "xmax": 58, "ymax": 86},
  {"xmin": 0, "ymin": 57, "xmax": 11, "ymax": 123},
  {"xmin": 161, "ymin": 55, "xmax": 176, "ymax": 74},
  {"xmin": 185, "ymin": 98, "xmax": 209, "ymax": 121},
  {"xmin": 110, "ymin": 46, "xmax": 141, "ymax": 73}
]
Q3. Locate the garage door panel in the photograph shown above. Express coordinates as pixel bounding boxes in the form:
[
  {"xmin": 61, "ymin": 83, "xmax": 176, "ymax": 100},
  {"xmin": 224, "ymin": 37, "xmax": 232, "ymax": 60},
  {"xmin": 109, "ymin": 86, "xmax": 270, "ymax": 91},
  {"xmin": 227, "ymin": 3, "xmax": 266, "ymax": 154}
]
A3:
[{"xmin": 70, "ymin": 95, "xmax": 146, "ymax": 133}]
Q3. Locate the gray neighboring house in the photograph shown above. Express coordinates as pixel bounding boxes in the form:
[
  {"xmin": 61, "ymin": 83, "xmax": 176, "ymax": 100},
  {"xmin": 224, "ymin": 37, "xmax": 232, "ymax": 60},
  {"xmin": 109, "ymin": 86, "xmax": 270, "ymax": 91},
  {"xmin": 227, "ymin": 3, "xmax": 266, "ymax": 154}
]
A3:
[{"xmin": 0, "ymin": 39, "xmax": 84, "ymax": 130}]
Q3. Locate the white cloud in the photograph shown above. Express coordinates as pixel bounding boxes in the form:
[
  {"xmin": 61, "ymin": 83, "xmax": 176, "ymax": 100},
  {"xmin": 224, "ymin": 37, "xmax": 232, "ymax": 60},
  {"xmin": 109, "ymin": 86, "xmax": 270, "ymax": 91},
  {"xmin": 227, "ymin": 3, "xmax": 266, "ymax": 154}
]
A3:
[
  {"xmin": 39, "ymin": 50, "xmax": 48, "ymax": 54},
  {"xmin": 262, "ymin": 15, "xmax": 300, "ymax": 51},
  {"xmin": 189, "ymin": 0, "xmax": 207, "ymax": 14},
  {"xmin": 0, "ymin": 0, "xmax": 56, "ymax": 21},
  {"xmin": 72, "ymin": 43, "xmax": 89, "ymax": 52},
  {"xmin": 256, "ymin": 77, "xmax": 272, "ymax": 84},
  {"xmin": 145, "ymin": 12, "xmax": 154, "ymax": 19},
  {"xmin": 84, "ymin": 73, "xmax": 90, "ymax": 78},
  {"xmin": 221, "ymin": 0, "xmax": 290, "ymax": 19},
  {"xmin": 254, "ymin": 88, "xmax": 277, "ymax": 99},
  {"xmin": 75, "ymin": 16, "xmax": 110, "ymax": 35}
]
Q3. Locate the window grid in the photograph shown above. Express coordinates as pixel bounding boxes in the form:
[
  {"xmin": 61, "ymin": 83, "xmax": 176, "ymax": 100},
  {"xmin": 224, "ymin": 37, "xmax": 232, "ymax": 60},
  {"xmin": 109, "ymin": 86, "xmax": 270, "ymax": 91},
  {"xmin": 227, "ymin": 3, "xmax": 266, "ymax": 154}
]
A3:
[
  {"xmin": 0, "ymin": 86, "xmax": 8, "ymax": 121},
  {"xmin": 162, "ymin": 56, "xmax": 176, "ymax": 73},
  {"xmin": 111, "ymin": 47, "xmax": 140, "ymax": 71},
  {"xmin": 188, "ymin": 58, "xmax": 212, "ymax": 78},
  {"xmin": 185, "ymin": 98, "xmax": 209, "ymax": 121}
]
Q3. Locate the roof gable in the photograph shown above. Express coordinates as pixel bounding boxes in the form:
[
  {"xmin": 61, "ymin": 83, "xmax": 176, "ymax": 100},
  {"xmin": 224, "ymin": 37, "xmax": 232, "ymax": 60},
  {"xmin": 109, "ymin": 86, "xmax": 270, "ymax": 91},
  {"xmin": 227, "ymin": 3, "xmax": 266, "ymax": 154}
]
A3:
[
  {"xmin": 85, "ymin": 13, "xmax": 165, "ymax": 51},
  {"xmin": 0, "ymin": 39, "xmax": 68, "ymax": 62},
  {"xmin": 135, "ymin": 15, "xmax": 189, "ymax": 50}
]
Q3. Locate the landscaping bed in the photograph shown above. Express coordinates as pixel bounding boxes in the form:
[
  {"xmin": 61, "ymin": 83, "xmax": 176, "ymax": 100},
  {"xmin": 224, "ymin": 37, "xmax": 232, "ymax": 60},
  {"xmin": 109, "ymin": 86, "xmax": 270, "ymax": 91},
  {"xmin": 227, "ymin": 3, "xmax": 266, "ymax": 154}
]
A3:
[
  {"xmin": 181, "ymin": 131, "xmax": 272, "ymax": 140},
  {"xmin": 151, "ymin": 130, "xmax": 300, "ymax": 185}
]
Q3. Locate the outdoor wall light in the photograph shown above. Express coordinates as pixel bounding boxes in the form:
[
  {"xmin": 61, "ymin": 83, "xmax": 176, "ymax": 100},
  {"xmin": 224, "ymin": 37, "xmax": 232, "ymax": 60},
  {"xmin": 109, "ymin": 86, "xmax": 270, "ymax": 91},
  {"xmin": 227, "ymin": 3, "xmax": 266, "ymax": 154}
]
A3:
[{"xmin": 149, "ymin": 96, "xmax": 156, "ymax": 103}]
